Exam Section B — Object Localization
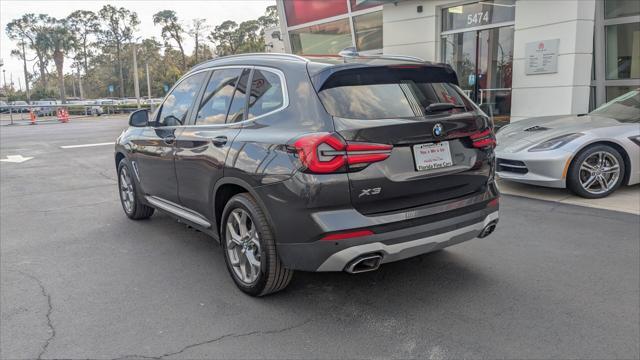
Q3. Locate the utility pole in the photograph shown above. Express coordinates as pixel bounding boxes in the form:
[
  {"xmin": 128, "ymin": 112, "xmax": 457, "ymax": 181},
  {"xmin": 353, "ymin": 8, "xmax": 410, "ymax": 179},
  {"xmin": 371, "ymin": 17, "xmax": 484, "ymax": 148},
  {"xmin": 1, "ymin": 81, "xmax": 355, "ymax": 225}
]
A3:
[
  {"xmin": 132, "ymin": 42, "xmax": 141, "ymax": 109},
  {"xmin": 71, "ymin": 75, "xmax": 77, "ymax": 98},
  {"xmin": 2, "ymin": 69, "xmax": 6, "ymax": 90},
  {"xmin": 21, "ymin": 42, "xmax": 30, "ymax": 102},
  {"xmin": 145, "ymin": 62, "xmax": 151, "ymax": 101},
  {"xmin": 77, "ymin": 71, "xmax": 84, "ymax": 99}
]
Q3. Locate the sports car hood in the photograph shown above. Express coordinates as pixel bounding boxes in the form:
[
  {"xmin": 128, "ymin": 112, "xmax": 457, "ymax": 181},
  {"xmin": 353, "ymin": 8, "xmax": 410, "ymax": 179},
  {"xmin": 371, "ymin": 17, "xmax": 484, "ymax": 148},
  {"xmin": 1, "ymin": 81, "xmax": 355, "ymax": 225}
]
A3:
[{"xmin": 495, "ymin": 114, "xmax": 622, "ymax": 153}]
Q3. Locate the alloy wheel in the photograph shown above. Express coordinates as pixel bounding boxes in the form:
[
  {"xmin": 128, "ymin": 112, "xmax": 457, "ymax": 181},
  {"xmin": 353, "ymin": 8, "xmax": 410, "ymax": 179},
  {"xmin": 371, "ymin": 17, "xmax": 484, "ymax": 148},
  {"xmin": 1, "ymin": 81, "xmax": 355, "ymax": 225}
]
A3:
[
  {"xmin": 119, "ymin": 167, "xmax": 135, "ymax": 213},
  {"xmin": 225, "ymin": 208, "xmax": 261, "ymax": 284},
  {"xmin": 578, "ymin": 151, "xmax": 620, "ymax": 195}
]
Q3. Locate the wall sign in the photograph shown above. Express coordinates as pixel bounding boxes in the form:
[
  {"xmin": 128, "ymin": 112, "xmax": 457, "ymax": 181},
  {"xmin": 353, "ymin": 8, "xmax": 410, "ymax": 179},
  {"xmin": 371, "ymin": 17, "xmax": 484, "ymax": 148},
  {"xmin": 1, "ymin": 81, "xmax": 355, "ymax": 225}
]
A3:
[
  {"xmin": 442, "ymin": 0, "xmax": 515, "ymax": 32},
  {"xmin": 525, "ymin": 39, "xmax": 560, "ymax": 75}
]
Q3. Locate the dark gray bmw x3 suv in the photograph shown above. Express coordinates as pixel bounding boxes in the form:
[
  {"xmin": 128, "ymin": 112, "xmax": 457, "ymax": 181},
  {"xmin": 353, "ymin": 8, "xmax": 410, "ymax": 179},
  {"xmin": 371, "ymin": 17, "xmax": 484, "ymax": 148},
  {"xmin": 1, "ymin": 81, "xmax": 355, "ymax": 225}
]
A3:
[{"xmin": 115, "ymin": 53, "xmax": 500, "ymax": 296}]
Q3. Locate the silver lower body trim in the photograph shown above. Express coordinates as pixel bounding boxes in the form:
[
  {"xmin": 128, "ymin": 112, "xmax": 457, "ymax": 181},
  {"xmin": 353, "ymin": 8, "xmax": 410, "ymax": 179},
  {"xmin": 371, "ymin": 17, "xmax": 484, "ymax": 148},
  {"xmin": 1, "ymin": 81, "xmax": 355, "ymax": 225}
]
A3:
[
  {"xmin": 316, "ymin": 211, "xmax": 499, "ymax": 272},
  {"xmin": 145, "ymin": 196, "xmax": 211, "ymax": 228}
]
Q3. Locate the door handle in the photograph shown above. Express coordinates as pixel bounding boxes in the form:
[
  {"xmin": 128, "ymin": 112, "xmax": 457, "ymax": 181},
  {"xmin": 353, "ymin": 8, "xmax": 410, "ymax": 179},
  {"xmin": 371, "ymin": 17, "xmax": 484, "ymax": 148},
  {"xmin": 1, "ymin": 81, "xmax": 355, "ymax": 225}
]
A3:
[
  {"xmin": 162, "ymin": 135, "xmax": 176, "ymax": 145},
  {"xmin": 212, "ymin": 136, "xmax": 228, "ymax": 147}
]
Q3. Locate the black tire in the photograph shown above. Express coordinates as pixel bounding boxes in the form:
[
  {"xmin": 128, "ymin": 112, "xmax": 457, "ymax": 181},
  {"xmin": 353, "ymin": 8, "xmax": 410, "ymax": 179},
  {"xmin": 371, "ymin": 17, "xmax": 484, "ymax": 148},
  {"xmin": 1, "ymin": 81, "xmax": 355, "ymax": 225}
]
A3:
[
  {"xmin": 567, "ymin": 144, "xmax": 626, "ymax": 199},
  {"xmin": 117, "ymin": 159, "xmax": 155, "ymax": 220},
  {"xmin": 221, "ymin": 193, "xmax": 293, "ymax": 296}
]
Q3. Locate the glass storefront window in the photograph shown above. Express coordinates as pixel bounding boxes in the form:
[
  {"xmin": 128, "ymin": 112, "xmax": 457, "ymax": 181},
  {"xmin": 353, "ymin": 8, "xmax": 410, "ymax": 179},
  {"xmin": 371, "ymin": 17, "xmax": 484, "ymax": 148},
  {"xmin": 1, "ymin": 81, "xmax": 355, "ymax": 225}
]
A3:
[
  {"xmin": 353, "ymin": 11, "xmax": 383, "ymax": 51},
  {"xmin": 284, "ymin": 0, "xmax": 348, "ymax": 27},
  {"xmin": 605, "ymin": 22, "xmax": 640, "ymax": 79},
  {"xmin": 443, "ymin": 32, "xmax": 477, "ymax": 91},
  {"xmin": 442, "ymin": 25, "xmax": 514, "ymax": 126},
  {"xmin": 604, "ymin": 0, "xmax": 640, "ymax": 19},
  {"xmin": 350, "ymin": 0, "xmax": 386, "ymax": 11},
  {"xmin": 442, "ymin": 0, "xmax": 515, "ymax": 32},
  {"xmin": 289, "ymin": 18, "xmax": 353, "ymax": 55},
  {"xmin": 606, "ymin": 86, "xmax": 637, "ymax": 101}
]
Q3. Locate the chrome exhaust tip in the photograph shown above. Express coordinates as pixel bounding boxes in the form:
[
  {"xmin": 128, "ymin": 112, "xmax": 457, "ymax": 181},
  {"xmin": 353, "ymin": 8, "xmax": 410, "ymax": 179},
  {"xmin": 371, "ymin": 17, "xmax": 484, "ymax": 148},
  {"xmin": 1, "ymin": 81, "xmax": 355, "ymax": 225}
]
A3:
[
  {"xmin": 478, "ymin": 220, "xmax": 498, "ymax": 239},
  {"xmin": 345, "ymin": 254, "xmax": 383, "ymax": 274}
]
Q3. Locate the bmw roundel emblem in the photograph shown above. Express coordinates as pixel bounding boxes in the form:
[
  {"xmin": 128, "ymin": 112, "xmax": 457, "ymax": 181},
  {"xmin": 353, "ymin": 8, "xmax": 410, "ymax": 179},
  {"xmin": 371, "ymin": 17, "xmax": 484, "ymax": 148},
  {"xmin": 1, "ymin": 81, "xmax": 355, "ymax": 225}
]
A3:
[{"xmin": 433, "ymin": 123, "xmax": 444, "ymax": 137}]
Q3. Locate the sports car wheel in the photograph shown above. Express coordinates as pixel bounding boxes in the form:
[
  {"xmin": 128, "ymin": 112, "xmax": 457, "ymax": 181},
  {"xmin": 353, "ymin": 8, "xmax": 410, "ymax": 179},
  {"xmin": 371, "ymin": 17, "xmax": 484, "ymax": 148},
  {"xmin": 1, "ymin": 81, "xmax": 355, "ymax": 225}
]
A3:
[{"xmin": 567, "ymin": 145, "xmax": 625, "ymax": 198}]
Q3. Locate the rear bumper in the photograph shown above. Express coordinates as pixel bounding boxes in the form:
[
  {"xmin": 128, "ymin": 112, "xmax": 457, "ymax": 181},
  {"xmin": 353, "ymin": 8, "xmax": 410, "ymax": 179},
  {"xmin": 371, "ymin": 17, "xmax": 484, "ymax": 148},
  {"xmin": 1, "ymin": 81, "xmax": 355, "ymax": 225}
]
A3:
[
  {"xmin": 316, "ymin": 210, "xmax": 498, "ymax": 272},
  {"xmin": 275, "ymin": 188, "xmax": 499, "ymax": 272}
]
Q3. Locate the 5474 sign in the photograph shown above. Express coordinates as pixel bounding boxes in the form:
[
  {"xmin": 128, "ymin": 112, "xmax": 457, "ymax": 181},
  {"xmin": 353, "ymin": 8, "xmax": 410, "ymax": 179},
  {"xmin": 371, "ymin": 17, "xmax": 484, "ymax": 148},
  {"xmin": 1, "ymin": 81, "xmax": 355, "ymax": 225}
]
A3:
[{"xmin": 467, "ymin": 11, "xmax": 490, "ymax": 26}]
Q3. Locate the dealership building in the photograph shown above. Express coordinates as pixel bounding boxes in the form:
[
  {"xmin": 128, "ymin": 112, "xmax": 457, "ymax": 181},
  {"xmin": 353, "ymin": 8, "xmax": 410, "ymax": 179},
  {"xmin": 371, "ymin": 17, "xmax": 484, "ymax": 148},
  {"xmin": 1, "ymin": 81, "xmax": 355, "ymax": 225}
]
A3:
[{"xmin": 275, "ymin": 0, "xmax": 639, "ymax": 124}]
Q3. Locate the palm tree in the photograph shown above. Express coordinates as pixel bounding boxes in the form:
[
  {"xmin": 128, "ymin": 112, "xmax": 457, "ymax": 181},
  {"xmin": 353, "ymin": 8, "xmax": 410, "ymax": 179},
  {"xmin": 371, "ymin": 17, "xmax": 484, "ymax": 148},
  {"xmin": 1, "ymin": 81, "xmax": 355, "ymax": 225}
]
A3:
[
  {"xmin": 153, "ymin": 10, "xmax": 186, "ymax": 70},
  {"xmin": 41, "ymin": 17, "xmax": 76, "ymax": 103}
]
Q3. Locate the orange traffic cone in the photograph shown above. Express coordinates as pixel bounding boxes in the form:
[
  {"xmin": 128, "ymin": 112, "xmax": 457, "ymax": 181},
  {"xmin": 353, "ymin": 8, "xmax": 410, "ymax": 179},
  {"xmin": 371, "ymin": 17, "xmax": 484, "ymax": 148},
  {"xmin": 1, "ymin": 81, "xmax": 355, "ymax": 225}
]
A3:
[
  {"xmin": 30, "ymin": 110, "xmax": 37, "ymax": 125},
  {"xmin": 56, "ymin": 108, "xmax": 63, "ymax": 122},
  {"xmin": 62, "ymin": 108, "xmax": 69, "ymax": 123}
]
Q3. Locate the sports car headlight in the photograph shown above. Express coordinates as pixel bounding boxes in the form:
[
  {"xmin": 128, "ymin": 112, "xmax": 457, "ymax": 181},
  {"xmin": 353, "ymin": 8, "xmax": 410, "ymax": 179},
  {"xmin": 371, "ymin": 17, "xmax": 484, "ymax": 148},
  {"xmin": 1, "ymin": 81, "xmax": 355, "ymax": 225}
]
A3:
[{"xmin": 528, "ymin": 133, "xmax": 584, "ymax": 152}]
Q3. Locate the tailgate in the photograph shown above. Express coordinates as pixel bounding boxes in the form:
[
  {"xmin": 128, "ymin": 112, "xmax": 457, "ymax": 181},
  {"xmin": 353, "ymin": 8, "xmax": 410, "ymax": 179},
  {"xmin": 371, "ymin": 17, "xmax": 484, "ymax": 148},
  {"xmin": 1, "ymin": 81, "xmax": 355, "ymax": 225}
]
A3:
[
  {"xmin": 334, "ymin": 114, "xmax": 491, "ymax": 214},
  {"xmin": 315, "ymin": 63, "xmax": 494, "ymax": 215}
]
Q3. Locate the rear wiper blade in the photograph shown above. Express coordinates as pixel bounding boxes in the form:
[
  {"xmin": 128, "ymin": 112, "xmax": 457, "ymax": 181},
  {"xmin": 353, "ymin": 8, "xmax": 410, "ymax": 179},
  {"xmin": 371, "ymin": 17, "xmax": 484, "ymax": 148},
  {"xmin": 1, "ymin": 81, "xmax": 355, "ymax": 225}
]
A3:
[{"xmin": 425, "ymin": 103, "xmax": 466, "ymax": 113}]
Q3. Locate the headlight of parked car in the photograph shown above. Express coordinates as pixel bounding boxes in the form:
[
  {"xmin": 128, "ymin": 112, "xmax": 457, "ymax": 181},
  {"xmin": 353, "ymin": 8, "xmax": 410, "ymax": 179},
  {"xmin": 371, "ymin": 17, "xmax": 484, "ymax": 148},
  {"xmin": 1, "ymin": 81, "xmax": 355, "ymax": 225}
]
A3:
[{"xmin": 528, "ymin": 133, "xmax": 584, "ymax": 152}]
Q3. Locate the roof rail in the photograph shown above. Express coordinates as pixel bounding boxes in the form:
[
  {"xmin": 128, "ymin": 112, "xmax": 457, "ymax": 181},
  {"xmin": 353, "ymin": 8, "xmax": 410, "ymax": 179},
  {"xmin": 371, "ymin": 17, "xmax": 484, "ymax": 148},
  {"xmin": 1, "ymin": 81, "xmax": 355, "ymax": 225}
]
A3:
[
  {"xmin": 204, "ymin": 52, "xmax": 310, "ymax": 64},
  {"xmin": 336, "ymin": 47, "xmax": 425, "ymax": 63}
]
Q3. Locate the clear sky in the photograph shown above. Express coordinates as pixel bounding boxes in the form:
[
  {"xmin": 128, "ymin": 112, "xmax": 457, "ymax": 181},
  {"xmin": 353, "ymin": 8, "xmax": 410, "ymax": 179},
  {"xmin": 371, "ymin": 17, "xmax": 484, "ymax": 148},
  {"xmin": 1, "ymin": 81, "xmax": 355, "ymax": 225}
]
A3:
[{"xmin": 0, "ymin": 0, "xmax": 275, "ymax": 89}]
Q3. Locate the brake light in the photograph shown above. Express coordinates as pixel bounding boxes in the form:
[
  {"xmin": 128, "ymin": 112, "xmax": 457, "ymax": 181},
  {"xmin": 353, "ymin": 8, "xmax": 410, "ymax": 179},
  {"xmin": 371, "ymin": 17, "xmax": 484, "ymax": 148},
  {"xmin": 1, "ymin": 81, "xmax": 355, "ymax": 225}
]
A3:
[
  {"xmin": 470, "ymin": 129, "xmax": 496, "ymax": 149},
  {"xmin": 292, "ymin": 133, "xmax": 393, "ymax": 174},
  {"xmin": 321, "ymin": 229, "xmax": 374, "ymax": 241},
  {"xmin": 346, "ymin": 142, "xmax": 393, "ymax": 165}
]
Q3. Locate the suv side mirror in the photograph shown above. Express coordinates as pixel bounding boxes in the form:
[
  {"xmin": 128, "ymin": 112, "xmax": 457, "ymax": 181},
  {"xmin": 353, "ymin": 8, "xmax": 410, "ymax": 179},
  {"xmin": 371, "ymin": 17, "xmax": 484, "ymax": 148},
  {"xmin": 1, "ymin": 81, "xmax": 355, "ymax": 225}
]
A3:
[{"xmin": 129, "ymin": 109, "xmax": 149, "ymax": 127}]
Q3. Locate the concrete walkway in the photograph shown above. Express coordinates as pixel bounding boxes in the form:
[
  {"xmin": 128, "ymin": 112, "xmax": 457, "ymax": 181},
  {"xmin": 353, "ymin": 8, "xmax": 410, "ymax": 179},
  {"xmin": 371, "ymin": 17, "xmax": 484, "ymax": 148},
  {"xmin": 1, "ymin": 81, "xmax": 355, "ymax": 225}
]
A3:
[{"xmin": 498, "ymin": 179, "xmax": 640, "ymax": 215}]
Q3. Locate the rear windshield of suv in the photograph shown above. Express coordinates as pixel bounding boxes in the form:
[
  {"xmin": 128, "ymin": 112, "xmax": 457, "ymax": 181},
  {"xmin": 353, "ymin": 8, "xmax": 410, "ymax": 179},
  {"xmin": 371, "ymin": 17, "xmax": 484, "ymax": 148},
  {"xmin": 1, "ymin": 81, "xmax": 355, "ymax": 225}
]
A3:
[{"xmin": 317, "ymin": 66, "xmax": 473, "ymax": 119}]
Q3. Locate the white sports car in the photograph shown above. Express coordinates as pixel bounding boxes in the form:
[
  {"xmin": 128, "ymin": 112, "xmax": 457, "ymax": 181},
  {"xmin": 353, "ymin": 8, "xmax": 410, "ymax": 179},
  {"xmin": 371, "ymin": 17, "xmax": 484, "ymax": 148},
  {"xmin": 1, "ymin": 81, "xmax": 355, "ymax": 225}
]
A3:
[{"xmin": 495, "ymin": 89, "xmax": 639, "ymax": 198}]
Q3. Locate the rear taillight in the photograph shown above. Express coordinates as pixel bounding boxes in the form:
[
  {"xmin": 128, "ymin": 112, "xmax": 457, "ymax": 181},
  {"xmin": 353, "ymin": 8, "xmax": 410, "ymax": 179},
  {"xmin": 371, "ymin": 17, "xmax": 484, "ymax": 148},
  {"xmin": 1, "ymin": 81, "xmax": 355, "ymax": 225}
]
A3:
[
  {"xmin": 292, "ymin": 133, "xmax": 392, "ymax": 174},
  {"xmin": 470, "ymin": 129, "xmax": 496, "ymax": 149}
]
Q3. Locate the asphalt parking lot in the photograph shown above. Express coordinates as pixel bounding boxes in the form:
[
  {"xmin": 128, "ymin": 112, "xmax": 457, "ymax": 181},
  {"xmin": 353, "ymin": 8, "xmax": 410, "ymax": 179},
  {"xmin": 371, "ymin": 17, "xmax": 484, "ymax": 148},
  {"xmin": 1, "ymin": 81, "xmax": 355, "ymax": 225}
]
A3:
[{"xmin": 1, "ymin": 117, "xmax": 639, "ymax": 359}]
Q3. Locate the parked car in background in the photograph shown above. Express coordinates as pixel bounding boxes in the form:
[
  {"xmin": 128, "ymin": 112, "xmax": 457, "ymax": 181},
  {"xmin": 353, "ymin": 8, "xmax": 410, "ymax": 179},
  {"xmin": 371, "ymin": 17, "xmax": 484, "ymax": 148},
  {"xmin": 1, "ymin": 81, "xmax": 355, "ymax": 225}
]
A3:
[
  {"xmin": 67, "ymin": 99, "xmax": 104, "ymax": 116},
  {"xmin": 143, "ymin": 98, "xmax": 163, "ymax": 106},
  {"xmin": 33, "ymin": 99, "xmax": 58, "ymax": 116},
  {"xmin": 496, "ymin": 89, "xmax": 640, "ymax": 198},
  {"xmin": 10, "ymin": 100, "xmax": 30, "ymax": 113},
  {"xmin": 0, "ymin": 100, "xmax": 8, "ymax": 113},
  {"xmin": 96, "ymin": 98, "xmax": 117, "ymax": 106},
  {"xmin": 114, "ymin": 53, "xmax": 499, "ymax": 296},
  {"xmin": 87, "ymin": 101, "xmax": 105, "ymax": 116}
]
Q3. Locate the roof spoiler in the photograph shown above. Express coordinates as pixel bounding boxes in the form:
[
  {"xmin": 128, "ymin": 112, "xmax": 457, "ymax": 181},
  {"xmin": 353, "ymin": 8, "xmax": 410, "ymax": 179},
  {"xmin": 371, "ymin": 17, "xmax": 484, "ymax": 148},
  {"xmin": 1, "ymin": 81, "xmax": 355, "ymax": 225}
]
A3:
[{"xmin": 310, "ymin": 63, "xmax": 460, "ymax": 92}]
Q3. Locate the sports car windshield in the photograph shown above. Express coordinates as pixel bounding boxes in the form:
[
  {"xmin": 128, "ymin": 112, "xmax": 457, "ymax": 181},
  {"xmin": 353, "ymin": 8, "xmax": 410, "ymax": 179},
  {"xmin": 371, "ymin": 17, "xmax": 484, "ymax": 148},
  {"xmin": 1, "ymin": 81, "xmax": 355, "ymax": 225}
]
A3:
[{"xmin": 590, "ymin": 90, "xmax": 640, "ymax": 122}]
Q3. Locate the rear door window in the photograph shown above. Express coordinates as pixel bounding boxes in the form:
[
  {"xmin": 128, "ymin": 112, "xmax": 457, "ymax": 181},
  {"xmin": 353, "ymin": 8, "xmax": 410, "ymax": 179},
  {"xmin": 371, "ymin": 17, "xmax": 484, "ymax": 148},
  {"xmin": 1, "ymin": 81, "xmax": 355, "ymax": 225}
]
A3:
[
  {"xmin": 226, "ymin": 69, "xmax": 251, "ymax": 123},
  {"xmin": 317, "ymin": 67, "xmax": 472, "ymax": 119},
  {"xmin": 195, "ymin": 68, "xmax": 244, "ymax": 125}
]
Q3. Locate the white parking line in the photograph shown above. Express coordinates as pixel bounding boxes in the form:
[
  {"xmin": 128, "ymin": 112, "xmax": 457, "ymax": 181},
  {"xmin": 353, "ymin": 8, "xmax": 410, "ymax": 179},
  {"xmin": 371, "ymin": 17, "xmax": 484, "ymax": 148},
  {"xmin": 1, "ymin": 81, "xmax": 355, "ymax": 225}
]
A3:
[{"xmin": 60, "ymin": 142, "xmax": 114, "ymax": 149}]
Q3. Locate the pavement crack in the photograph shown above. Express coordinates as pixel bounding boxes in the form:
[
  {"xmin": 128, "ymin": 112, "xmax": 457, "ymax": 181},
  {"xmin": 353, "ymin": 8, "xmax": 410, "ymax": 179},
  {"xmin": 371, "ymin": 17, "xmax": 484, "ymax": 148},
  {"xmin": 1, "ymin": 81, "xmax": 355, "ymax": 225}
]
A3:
[
  {"xmin": 13, "ymin": 270, "xmax": 56, "ymax": 360},
  {"xmin": 112, "ymin": 317, "xmax": 313, "ymax": 360}
]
